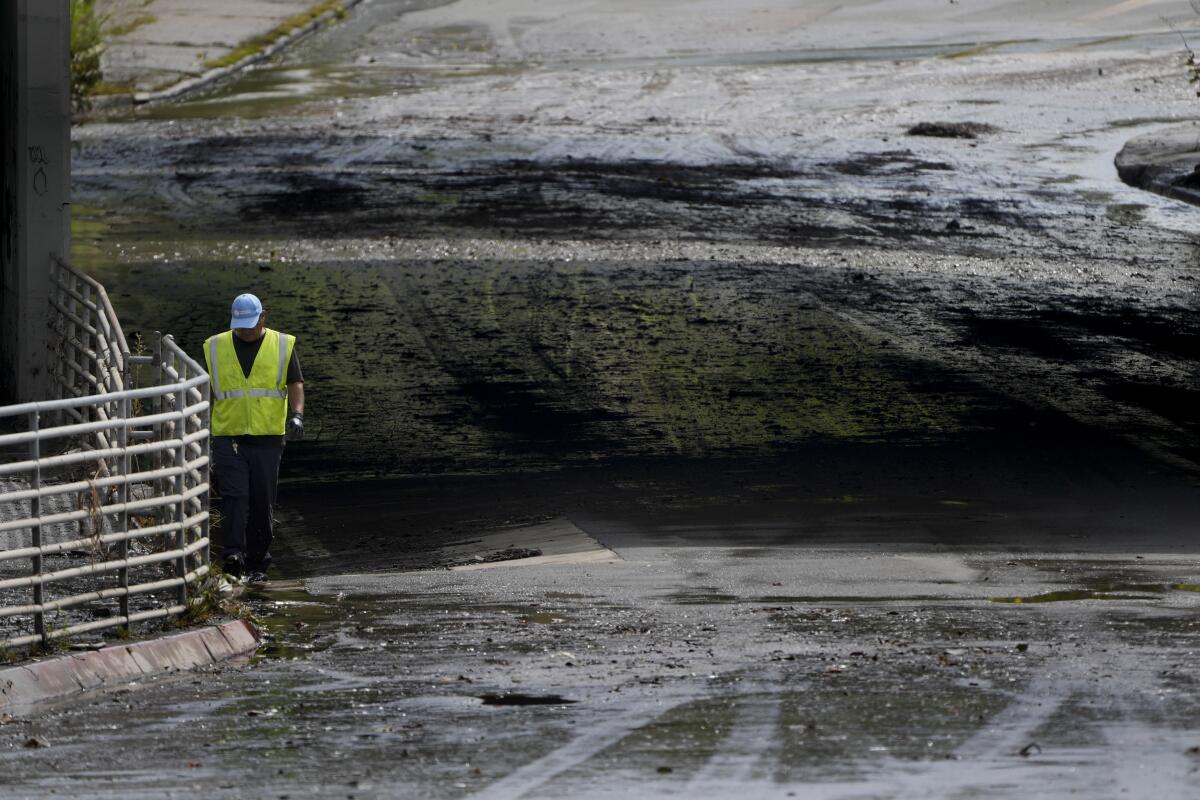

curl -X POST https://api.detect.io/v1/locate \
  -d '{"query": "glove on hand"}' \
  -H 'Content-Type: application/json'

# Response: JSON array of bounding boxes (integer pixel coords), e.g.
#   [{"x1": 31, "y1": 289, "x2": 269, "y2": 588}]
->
[{"x1": 286, "y1": 412, "x2": 304, "y2": 441}]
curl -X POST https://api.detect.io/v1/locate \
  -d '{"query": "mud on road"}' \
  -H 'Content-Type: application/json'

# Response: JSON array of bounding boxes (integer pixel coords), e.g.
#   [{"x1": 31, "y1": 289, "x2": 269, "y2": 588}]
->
[
  {"x1": 72, "y1": 30, "x2": 1200, "y2": 481},
  {"x1": 5, "y1": 544, "x2": 1200, "y2": 799},
  {"x1": 63, "y1": 0, "x2": 1200, "y2": 648}
]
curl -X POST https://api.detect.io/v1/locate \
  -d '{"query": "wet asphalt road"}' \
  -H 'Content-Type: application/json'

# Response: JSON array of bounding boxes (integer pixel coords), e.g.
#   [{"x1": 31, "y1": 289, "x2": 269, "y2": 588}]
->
[
  {"x1": 10, "y1": 0, "x2": 1200, "y2": 796},
  {"x1": 3, "y1": 453, "x2": 1200, "y2": 798}
]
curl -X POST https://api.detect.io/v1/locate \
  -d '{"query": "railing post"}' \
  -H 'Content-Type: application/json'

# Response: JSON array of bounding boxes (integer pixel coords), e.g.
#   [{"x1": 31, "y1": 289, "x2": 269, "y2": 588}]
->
[
  {"x1": 48, "y1": 259, "x2": 65, "y2": 422},
  {"x1": 64, "y1": 269, "x2": 78, "y2": 403},
  {"x1": 117, "y1": 395, "x2": 131, "y2": 630},
  {"x1": 174, "y1": 350, "x2": 188, "y2": 608},
  {"x1": 200, "y1": 368, "x2": 211, "y2": 572},
  {"x1": 79, "y1": 282, "x2": 94, "y2": 546},
  {"x1": 29, "y1": 410, "x2": 45, "y2": 647},
  {"x1": 152, "y1": 332, "x2": 165, "y2": 524},
  {"x1": 81, "y1": 282, "x2": 93, "y2": 419}
]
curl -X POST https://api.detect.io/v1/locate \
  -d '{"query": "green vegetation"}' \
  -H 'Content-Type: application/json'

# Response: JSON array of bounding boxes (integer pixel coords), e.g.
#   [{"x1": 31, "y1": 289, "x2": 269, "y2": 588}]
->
[
  {"x1": 106, "y1": 13, "x2": 156, "y2": 38},
  {"x1": 32, "y1": 624, "x2": 77, "y2": 656},
  {"x1": 203, "y1": 0, "x2": 347, "y2": 71},
  {"x1": 89, "y1": 80, "x2": 136, "y2": 96},
  {"x1": 69, "y1": 0, "x2": 104, "y2": 111},
  {"x1": 173, "y1": 569, "x2": 251, "y2": 628}
]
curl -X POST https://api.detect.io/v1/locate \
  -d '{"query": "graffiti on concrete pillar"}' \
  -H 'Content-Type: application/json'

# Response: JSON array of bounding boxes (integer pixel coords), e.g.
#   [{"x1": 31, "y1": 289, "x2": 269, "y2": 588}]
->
[{"x1": 28, "y1": 145, "x2": 49, "y2": 196}]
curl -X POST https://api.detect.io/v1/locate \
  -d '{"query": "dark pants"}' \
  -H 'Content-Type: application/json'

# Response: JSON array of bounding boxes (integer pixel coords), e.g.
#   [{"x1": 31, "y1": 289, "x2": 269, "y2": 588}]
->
[{"x1": 213, "y1": 437, "x2": 282, "y2": 572}]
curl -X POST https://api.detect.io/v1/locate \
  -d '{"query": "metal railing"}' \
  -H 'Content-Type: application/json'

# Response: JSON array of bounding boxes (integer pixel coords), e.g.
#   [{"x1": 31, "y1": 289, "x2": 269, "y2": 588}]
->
[{"x1": 0, "y1": 257, "x2": 211, "y2": 651}]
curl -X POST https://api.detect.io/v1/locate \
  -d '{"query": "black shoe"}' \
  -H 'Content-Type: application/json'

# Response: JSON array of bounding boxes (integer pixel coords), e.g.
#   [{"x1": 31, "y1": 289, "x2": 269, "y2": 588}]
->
[
  {"x1": 246, "y1": 570, "x2": 268, "y2": 584},
  {"x1": 223, "y1": 554, "x2": 245, "y2": 578}
]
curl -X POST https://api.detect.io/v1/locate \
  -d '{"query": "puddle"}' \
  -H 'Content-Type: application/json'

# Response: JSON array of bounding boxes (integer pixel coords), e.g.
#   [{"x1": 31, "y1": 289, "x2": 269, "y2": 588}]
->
[
  {"x1": 664, "y1": 591, "x2": 740, "y2": 605},
  {"x1": 1083, "y1": 580, "x2": 1166, "y2": 593},
  {"x1": 758, "y1": 595, "x2": 948, "y2": 604},
  {"x1": 992, "y1": 574, "x2": 1200, "y2": 604},
  {"x1": 255, "y1": 640, "x2": 327, "y2": 660},
  {"x1": 990, "y1": 587, "x2": 1164, "y2": 603},
  {"x1": 251, "y1": 585, "x2": 360, "y2": 663},
  {"x1": 478, "y1": 693, "x2": 577, "y2": 707},
  {"x1": 813, "y1": 495, "x2": 872, "y2": 505},
  {"x1": 519, "y1": 612, "x2": 570, "y2": 625}
]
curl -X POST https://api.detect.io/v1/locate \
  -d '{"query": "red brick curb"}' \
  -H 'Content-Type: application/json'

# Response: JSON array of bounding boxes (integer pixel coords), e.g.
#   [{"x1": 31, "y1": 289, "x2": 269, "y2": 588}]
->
[{"x1": 0, "y1": 619, "x2": 260, "y2": 710}]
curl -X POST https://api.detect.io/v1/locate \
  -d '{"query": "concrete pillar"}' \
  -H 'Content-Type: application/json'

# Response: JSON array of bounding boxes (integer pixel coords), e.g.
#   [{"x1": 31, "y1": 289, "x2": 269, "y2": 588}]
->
[{"x1": 1, "y1": 0, "x2": 71, "y2": 404}]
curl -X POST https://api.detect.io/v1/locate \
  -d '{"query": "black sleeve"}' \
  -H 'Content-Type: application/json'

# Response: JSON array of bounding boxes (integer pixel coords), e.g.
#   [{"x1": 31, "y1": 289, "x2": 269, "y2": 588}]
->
[{"x1": 286, "y1": 349, "x2": 303, "y2": 384}]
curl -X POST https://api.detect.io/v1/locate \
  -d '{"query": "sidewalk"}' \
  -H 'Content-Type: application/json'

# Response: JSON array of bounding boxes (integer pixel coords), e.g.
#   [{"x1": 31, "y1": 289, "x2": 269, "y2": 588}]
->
[{"x1": 92, "y1": 0, "x2": 361, "y2": 106}]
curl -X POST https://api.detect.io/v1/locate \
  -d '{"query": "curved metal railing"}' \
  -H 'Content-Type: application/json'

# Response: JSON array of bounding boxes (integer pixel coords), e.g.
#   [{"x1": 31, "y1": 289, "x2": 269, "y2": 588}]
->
[{"x1": 0, "y1": 258, "x2": 211, "y2": 651}]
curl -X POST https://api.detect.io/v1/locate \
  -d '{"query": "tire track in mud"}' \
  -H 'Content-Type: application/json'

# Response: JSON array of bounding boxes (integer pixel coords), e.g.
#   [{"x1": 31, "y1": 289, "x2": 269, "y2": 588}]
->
[
  {"x1": 458, "y1": 604, "x2": 1199, "y2": 799},
  {"x1": 879, "y1": 607, "x2": 1200, "y2": 799},
  {"x1": 379, "y1": 263, "x2": 630, "y2": 467},
  {"x1": 685, "y1": 681, "x2": 785, "y2": 793},
  {"x1": 466, "y1": 692, "x2": 701, "y2": 800}
]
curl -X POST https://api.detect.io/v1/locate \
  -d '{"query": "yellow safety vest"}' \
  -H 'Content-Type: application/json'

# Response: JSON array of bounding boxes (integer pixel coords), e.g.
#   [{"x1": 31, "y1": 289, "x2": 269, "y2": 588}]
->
[{"x1": 203, "y1": 328, "x2": 296, "y2": 437}]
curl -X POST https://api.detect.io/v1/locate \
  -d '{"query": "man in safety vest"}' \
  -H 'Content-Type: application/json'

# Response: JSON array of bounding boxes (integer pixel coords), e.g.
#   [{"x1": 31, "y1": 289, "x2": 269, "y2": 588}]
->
[{"x1": 203, "y1": 293, "x2": 305, "y2": 584}]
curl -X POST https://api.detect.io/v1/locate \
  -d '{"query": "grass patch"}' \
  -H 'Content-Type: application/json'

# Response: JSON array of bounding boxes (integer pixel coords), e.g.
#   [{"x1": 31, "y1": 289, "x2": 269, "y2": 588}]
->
[
  {"x1": 70, "y1": 0, "x2": 105, "y2": 111},
  {"x1": 106, "y1": 13, "x2": 156, "y2": 38},
  {"x1": 90, "y1": 80, "x2": 137, "y2": 96},
  {"x1": 203, "y1": 0, "x2": 347, "y2": 71},
  {"x1": 32, "y1": 624, "x2": 78, "y2": 656}
]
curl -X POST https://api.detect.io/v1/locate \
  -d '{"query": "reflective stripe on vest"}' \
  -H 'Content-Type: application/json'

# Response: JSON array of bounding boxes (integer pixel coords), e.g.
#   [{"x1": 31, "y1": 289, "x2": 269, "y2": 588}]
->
[
  {"x1": 212, "y1": 388, "x2": 288, "y2": 401},
  {"x1": 203, "y1": 328, "x2": 295, "y2": 436}
]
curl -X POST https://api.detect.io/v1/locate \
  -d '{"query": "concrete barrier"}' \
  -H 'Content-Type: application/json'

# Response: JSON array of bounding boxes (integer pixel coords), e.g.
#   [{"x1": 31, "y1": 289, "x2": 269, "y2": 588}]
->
[{"x1": 1114, "y1": 123, "x2": 1200, "y2": 207}]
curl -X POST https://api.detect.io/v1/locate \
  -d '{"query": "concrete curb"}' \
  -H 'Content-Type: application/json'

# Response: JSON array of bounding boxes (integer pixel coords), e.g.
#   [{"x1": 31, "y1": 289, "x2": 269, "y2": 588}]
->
[
  {"x1": 0, "y1": 619, "x2": 260, "y2": 711},
  {"x1": 108, "y1": 0, "x2": 365, "y2": 108}
]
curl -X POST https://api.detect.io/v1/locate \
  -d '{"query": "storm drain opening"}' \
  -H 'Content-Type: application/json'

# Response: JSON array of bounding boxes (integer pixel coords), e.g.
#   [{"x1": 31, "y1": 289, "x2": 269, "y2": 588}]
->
[{"x1": 478, "y1": 693, "x2": 578, "y2": 707}]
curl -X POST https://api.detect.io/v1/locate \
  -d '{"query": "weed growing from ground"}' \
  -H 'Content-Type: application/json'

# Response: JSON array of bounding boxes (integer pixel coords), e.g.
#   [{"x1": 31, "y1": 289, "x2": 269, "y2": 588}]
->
[
  {"x1": 172, "y1": 568, "x2": 253, "y2": 629},
  {"x1": 70, "y1": 0, "x2": 104, "y2": 111}
]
